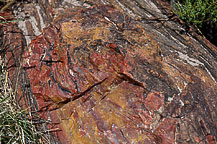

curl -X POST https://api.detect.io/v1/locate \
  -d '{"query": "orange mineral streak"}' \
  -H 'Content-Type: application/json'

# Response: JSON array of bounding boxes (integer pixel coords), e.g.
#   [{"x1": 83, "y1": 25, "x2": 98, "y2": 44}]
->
[{"x1": 56, "y1": 80, "x2": 157, "y2": 143}]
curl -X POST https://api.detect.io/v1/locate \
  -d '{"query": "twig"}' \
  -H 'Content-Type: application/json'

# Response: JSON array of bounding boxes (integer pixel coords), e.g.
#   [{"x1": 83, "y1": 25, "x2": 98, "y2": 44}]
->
[{"x1": 0, "y1": 0, "x2": 15, "y2": 12}]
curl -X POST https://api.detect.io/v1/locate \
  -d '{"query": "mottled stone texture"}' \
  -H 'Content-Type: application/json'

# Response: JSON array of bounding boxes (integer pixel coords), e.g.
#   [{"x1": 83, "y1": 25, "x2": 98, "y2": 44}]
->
[{"x1": 1, "y1": 0, "x2": 217, "y2": 144}]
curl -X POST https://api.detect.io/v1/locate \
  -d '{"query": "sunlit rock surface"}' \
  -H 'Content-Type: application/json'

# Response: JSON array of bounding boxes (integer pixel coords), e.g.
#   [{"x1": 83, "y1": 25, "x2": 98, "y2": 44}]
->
[
  {"x1": 22, "y1": 6, "x2": 176, "y2": 143},
  {"x1": 1, "y1": 0, "x2": 216, "y2": 143}
]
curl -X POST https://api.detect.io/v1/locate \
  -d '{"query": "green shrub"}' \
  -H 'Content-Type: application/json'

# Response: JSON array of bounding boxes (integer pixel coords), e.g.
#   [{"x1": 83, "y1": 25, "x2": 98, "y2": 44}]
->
[
  {"x1": 173, "y1": 0, "x2": 217, "y2": 28},
  {"x1": 172, "y1": 0, "x2": 217, "y2": 45}
]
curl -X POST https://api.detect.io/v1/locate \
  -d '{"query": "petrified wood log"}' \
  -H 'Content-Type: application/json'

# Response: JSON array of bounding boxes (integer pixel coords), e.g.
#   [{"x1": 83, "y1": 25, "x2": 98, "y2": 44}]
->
[{"x1": 1, "y1": 0, "x2": 216, "y2": 143}]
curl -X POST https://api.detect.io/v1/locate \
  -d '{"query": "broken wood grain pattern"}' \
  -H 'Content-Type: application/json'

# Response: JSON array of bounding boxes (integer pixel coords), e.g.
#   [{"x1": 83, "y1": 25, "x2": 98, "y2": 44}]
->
[{"x1": 1, "y1": 0, "x2": 216, "y2": 143}]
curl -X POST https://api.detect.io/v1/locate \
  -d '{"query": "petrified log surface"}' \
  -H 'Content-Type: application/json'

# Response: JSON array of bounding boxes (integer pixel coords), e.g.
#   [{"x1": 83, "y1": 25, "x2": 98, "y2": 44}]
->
[{"x1": 1, "y1": 0, "x2": 217, "y2": 143}]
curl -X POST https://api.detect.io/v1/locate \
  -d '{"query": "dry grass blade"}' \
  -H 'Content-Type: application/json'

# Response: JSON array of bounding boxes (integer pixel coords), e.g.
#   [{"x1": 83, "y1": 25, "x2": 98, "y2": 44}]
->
[
  {"x1": 0, "y1": 56, "x2": 49, "y2": 143},
  {"x1": 0, "y1": 0, "x2": 15, "y2": 12}
]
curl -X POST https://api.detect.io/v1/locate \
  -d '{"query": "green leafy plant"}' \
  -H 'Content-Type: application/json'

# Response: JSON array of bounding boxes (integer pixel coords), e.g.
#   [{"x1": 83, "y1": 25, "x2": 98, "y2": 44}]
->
[
  {"x1": 173, "y1": 0, "x2": 217, "y2": 27},
  {"x1": 172, "y1": 0, "x2": 217, "y2": 45}
]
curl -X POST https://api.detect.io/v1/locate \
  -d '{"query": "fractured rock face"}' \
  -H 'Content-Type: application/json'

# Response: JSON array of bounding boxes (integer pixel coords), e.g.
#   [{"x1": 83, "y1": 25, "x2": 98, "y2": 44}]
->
[
  {"x1": 1, "y1": 2, "x2": 214, "y2": 143},
  {"x1": 22, "y1": 5, "x2": 179, "y2": 143}
]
